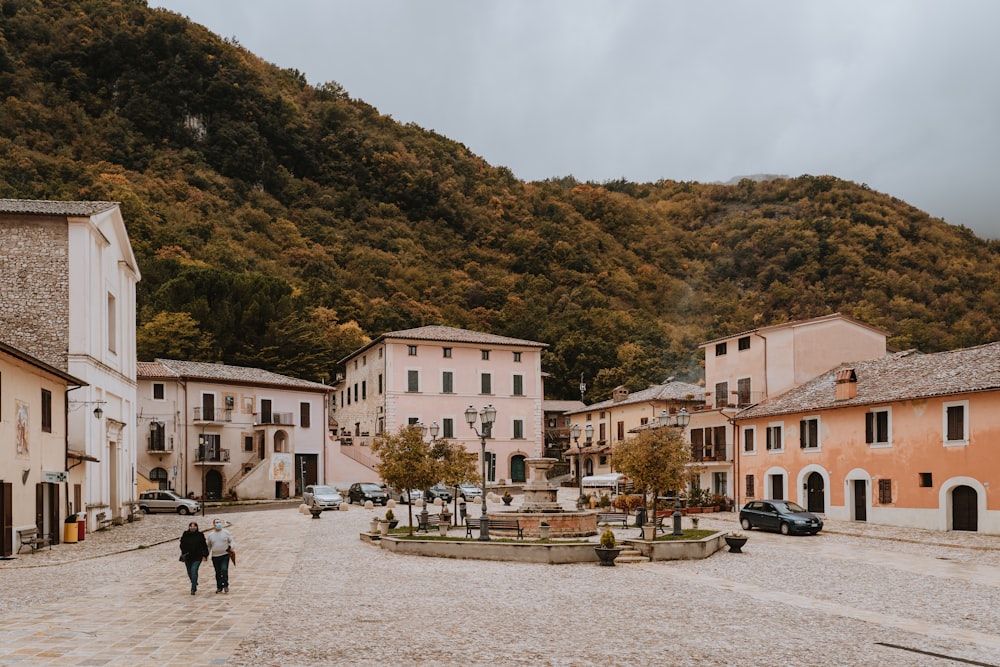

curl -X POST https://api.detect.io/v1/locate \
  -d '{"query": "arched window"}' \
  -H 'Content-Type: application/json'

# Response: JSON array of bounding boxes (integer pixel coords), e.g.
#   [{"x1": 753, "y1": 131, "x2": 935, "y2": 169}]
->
[{"x1": 150, "y1": 467, "x2": 169, "y2": 490}]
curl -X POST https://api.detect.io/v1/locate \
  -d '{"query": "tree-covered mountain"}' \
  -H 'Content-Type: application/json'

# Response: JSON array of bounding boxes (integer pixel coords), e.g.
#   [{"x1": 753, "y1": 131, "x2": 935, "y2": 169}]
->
[{"x1": 2, "y1": 0, "x2": 999, "y2": 401}]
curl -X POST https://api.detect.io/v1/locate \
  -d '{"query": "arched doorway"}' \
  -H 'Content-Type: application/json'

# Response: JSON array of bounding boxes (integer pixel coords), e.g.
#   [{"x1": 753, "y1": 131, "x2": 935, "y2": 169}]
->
[
  {"x1": 150, "y1": 467, "x2": 169, "y2": 490},
  {"x1": 584, "y1": 459, "x2": 594, "y2": 476},
  {"x1": 205, "y1": 470, "x2": 223, "y2": 500},
  {"x1": 510, "y1": 455, "x2": 526, "y2": 483},
  {"x1": 806, "y1": 472, "x2": 825, "y2": 513},
  {"x1": 952, "y1": 485, "x2": 978, "y2": 531}
]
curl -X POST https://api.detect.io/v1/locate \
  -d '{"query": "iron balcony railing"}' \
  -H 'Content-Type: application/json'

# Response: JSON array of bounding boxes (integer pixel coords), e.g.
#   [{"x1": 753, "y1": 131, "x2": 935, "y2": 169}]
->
[
  {"x1": 193, "y1": 407, "x2": 233, "y2": 423},
  {"x1": 195, "y1": 445, "x2": 230, "y2": 463}
]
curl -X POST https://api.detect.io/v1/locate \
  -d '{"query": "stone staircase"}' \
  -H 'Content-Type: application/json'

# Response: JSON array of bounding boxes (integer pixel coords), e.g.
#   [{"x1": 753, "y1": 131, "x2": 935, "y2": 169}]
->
[{"x1": 613, "y1": 545, "x2": 649, "y2": 564}]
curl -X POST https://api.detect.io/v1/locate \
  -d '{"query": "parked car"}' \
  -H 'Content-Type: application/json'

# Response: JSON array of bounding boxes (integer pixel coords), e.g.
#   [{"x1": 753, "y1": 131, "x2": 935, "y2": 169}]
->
[
  {"x1": 347, "y1": 482, "x2": 389, "y2": 505},
  {"x1": 739, "y1": 499, "x2": 823, "y2": 535},
  {"x1": 386, "y1": 487, "x2": 423, "y2": 504},
  {"x1": 457, "y1": 482, "x2": 482, "y2": 500},
  {"x1": 302, "y1": 485, "x2": 343, "y2": 511},
  {"x1": 138, "y1": 490, "x2": 200, "y2": 515},
  {"x1": 426, "y1": 484, "x2": 452, "y2": 503}
]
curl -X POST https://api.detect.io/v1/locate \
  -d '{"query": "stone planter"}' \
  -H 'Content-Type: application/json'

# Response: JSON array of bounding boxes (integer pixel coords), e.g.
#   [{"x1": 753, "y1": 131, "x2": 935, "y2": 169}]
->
[
  {"x1": 438, "y1": 522, "x2": 449, "y2": 536},
  {"x1": 379, "y1": 521, "x2": 389, "y2": 536},
  {"x1": 594, "y1": 547, "x2": 622, "y2": 566},
  {"x1": 539, "y1": 524, "x2": 551, "y2": 540},
  {"x1": 369, "y1": 518, "x2": 380, "y2": 534},
  {"x1": 642, "y1": 524, "x2": 656, "y2": 541},
  {"x1": 309, "y1": 506, "x2": 323, "y2": 519},
  {"x1": 725, "y1": 535, "x2": 748, "y2": 553},
  {"x1": 502, "y1": 496, "x2": 513, "y2": 506},
  {"x1": 388, "y1": 520, "x2": 399, "y2": 530}
]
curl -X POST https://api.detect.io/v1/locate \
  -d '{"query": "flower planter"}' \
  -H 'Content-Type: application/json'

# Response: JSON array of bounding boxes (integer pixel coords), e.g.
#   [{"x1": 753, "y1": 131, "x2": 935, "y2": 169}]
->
[
  {"x1": 539, "y1": 525, "x2": 551, "y2": 540},
  {"x1": 438, "y1": 522, "x2": 449, "y2": 536},
  {"x1": 594, "y1": 547, "x2": 622, "y2": 566},
  {"x1": 369, "y1": 518, "x2": 380, "y2": 534},
  {"x1": 309, "y1": 507, "x2": 323, "y2": 519},
  {"x1": 642, "y1": 524, "x2": 656, "y2": 541},
  {"x1": 725, "y1": 535, "x2": 748, "y2": 553},
  {"x1": 379, "y1": 521, "x2": 389, "y2": 536},
  {"x1": 388, "y1": 520, "x2": 399, "y2": 530}
]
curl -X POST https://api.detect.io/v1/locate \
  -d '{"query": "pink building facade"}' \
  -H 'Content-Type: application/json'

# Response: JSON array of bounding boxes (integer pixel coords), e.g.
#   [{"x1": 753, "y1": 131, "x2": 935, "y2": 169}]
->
[
  {"x1": 737, "y1": 343, "x2": 1000, "y2": 534},
  {"x1": 334, "y1": 326, "x2": 547, "y2": 485}
]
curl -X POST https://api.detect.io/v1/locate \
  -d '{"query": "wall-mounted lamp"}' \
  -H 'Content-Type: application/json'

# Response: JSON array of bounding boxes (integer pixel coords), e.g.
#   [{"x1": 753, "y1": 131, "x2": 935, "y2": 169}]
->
[
  {"x1": 70, "y1": 400, "x2": 107, "y2": 420},
  {"x1": 22, "y1": 468, "x2": 30, "y2": 484}
]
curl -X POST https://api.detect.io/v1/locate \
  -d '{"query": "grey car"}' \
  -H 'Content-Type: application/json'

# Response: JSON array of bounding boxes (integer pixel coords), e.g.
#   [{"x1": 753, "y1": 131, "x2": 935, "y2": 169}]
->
[
  {"x1": 138, "y1": 490, "x2": 200, "y2": 515},
  {"x1": 302, "y1": 485, "x2": 343, "y2": 511},
  {"x1": 386, "y1": 487, "x2": 423, "y2": 504}
]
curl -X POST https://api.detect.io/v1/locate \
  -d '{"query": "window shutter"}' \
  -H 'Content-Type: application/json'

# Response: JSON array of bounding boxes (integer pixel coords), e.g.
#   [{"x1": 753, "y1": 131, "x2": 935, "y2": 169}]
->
[
  {"x1": 865, "y1": 412, "x2": 874, "y2": 444},
  {"x1": 799, "y1": 420, "x2": 807, "y2": 448}
]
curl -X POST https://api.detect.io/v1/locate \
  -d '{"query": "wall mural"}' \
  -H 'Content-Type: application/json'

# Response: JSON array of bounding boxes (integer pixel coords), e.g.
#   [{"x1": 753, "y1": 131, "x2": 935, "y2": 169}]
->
[{"x1": 15, "y1": 400, "x2": 29, "y2": 459}]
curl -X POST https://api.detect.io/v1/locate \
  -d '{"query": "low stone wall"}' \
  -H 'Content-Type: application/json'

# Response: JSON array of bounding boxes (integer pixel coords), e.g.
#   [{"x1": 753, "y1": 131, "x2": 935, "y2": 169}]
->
[
  {"x1": 622, "y1": 531, "x2": 726, "y2": 561},
  {"x1": 380, "y1": 537, "x2": 601, "y2": 564}
]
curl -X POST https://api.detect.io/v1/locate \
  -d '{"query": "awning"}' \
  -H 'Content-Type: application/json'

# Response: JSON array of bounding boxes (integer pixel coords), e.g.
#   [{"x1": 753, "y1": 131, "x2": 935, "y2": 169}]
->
[
  {"x1": 67, "y1": 448, "x2": 99, "y2": 463},
  {"x1": 581, "y1": 473, "x2": 624, "y2": 488}
]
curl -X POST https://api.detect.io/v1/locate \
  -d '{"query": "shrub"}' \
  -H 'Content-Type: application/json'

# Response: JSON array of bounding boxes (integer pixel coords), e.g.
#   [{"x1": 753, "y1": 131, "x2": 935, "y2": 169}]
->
[
  {"x1": 612, "y1": 494, "x2": 644, "y2": 513},
  {"x1": 384, "y1": 509, "x2": 395, "y2": 521},
  {"x1": 600, "y1": 528, "x2": 616, "y2": 549}
]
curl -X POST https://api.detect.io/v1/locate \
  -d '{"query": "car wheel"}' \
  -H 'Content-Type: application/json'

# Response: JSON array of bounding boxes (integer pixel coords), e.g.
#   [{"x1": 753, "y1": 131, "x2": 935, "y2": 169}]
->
[
  {"x1": 140, "y1": 506, "x2": 149, "y2": 514},
  {"x1": 809, "y1": 529, "x2": 820, "y2": 535},
  {"x1": 780, "y1": 522, "x2": 790, "y2": 535},
  {"x1": 178, "y1": 506, "x2": 190, "y2": 515},
  {"x1": 740, "y1": 518, "x2": 752, "y2": 530}
]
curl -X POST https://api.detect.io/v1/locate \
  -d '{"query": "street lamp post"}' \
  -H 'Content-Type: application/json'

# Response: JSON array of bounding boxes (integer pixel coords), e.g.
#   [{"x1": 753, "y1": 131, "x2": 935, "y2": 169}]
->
[
  {"x1": 416, "y1": 421, "x2": 439, "y2": 530},
  {"x1": 657, "y1": 407, "x2": 690, "y2": 536},
  {"x1": 465, "y1": 404, "x2": 496, "y2": 541},
  {"x1": 571, "y1": 424, "x2": 583, "y2": 508}
]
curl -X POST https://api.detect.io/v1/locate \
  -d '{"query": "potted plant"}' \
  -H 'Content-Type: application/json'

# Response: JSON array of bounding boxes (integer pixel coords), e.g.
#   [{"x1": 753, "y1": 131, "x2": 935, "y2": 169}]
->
[
  {"x1": 690, "y1": 516, "x2": 699, "y2": 530},
  {"x1": 724, "y1": 531, "x2": 748, "y2": 553},
  {"x1": 502, "y1": 491, "x2": 513, "y2": 506},
  {"x1": 439, "y1": 507, "x2": 452, "y2": 536},
  {"x1": 539, "y1": 521, "x2": 551, "y2": 540},
  {"x1": 594, "y1": 528, "x2": 622, "y2": 566},
  {"x1": 642, "y1": 521, "x2": 656, "y2": 541},
  {"x1": 379, "y1": 517, "x2": 390, "y2": 536},
  {"x1": 385, "y1": 509, "x2": 398, "y2": 530},
  {"x1": 369, "y1": 517, "x2": 380, "y2": 534}
]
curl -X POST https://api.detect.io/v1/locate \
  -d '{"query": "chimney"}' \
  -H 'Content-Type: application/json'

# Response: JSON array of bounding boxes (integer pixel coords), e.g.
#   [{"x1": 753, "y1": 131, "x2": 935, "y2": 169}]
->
[
  {"x1": 835, "y1": 369, "x2": 857, "y2": 400},
  {"x1": 612, "y1": 386, "x2": 629, "y2": 403}
]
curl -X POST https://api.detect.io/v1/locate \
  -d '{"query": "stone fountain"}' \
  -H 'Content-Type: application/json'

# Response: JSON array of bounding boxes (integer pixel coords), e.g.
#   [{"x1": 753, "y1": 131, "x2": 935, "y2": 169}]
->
[{"x1": 490, "y1": 454, "x2": 597, "y2": 538}]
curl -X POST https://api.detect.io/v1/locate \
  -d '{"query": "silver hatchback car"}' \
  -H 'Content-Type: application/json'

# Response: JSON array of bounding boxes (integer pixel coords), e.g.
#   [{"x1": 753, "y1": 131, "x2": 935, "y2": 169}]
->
[
  {"x1": 138, "y1": 490, "x2": 200, "y2": 515},
  {"x1": 302, "y1": 485, "x2": 343, "y2": 511}
]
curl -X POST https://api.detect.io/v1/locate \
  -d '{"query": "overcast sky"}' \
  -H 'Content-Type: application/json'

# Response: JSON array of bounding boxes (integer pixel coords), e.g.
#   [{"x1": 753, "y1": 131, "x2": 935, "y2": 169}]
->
[{"x1": 149, "y1": 1, "x2": 1000, "y2": 239}]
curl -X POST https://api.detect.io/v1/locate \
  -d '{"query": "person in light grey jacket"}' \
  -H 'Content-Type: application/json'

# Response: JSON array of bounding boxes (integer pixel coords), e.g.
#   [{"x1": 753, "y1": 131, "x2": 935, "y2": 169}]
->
[{"x1": 205, "y1": 519, "x2": 235, "y2": 593}]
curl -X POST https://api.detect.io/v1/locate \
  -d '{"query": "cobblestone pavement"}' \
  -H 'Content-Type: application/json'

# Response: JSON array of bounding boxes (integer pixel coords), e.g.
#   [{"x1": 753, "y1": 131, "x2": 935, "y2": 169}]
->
[{"x1": 0, "y1": 493, "x2": 998, "y2": 666}]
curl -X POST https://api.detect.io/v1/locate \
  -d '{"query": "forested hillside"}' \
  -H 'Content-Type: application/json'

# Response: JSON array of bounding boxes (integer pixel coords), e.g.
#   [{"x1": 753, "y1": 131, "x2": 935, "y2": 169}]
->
[{"x1": 2, "y1": 0, "x2": 999, "y2": 400}]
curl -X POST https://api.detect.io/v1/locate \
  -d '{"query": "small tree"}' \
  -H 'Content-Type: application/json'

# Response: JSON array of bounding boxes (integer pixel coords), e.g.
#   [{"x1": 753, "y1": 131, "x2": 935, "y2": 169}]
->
[{"x1": 613, "y1": 427, "x2": 701, "y2": 526}]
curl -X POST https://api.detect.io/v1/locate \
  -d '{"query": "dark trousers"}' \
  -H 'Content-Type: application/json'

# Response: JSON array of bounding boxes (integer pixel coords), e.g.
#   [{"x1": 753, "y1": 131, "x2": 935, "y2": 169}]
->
[
  {"x1": 211, "y1": 553, "x2": 230, "y2": 590},
  {"x1": 185, "y1": 558, "x2": 202, "y2": 590}
]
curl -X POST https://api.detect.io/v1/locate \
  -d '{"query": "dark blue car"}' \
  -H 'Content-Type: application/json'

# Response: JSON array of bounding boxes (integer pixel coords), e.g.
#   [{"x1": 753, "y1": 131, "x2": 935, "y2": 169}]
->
[{"x1": 740, "y1": 499, "x2": 823, "y2": 535}]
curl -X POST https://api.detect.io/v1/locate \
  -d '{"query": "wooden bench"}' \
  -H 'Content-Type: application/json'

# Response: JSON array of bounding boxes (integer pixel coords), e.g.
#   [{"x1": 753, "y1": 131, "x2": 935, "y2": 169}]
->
[
  {"x1": 465, "y1": 517, "x2": 523, "y2": 539},
  {"x1": 95, "y1": 511, "x2": 113, "y2": 531},
  {"x1": 596, "y1": 512, "x2": 630, "y2": 527},
  {"x1": 416, "y1": 514, "x2": 442, "y2": 532},
  {"x1": 17, "y1": 528, "x2": 52, "y2": 554}
]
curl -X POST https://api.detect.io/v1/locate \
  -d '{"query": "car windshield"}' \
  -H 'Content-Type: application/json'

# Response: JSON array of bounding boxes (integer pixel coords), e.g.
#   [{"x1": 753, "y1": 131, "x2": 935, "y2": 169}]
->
[
  {"x1": 312, "y1": 486, "x2": 336, "y2": 495},
  {"x1": 777, "y1": 501, "x2": 807, "y2": 513},
  {"x1": 360, "y1": 484, "x2": 382, "y2": 491}
]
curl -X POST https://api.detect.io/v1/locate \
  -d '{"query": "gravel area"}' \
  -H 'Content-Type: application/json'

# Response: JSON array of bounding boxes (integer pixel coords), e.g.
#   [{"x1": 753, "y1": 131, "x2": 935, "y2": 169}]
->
[{"x1": 2, "y1": 493, "x2": 998, "y2": 666}]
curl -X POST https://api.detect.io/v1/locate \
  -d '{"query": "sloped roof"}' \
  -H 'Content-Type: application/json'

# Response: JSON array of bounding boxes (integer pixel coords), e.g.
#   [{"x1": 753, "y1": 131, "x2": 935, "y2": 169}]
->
[
  {"x1": 138, "y1": 359, "x2": 331, "y2": 392},
  {"x1": 566, "y1": 381, "x2": 705, "y2": 414},
  {"x1": 339, "y1": 325, "x2": 547, "y2": 364},
  {"x1": 0, "y1": 199, "x2": 119, "y2": 216},
  {"x1": 699, "y1": 313, "x2": 890, "y2": 347},
  {"x1": 739, "y1": 341, "x2": 1000, "y2": 419},
  {"x1": 544, "y1": 400, "x2": 586, "y2": 414}
]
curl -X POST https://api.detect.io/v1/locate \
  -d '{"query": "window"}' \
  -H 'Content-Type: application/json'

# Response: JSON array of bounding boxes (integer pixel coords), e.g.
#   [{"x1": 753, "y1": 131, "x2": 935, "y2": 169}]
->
[
  {"x1": 362, "y1": 355, "x2": 366, "y2": 366},
  {"x1": 353, "y1": 384, "x2": 358, "y2": 402},
  {"x1": 443, "y1": 418, "x2": 455, "y2": 438},
  {"x1": 378, "y1": 374, "x2": 383, "y2": 394},
  {"x1": 377, "y1": 417, "x2": 384, "y2": 434},
  {"x1": 512, "y1": 374, "x2": 523, "y2": 396},
  {"x1": 766, "y1": 424, "x2": 783, "y2": 451},
  {"x1": 107, "y1": 293, "x2": 116, "y2": 353},
  {"x1": 408, "y1": 345, "x2": 417, "y2": 356},
  {"x1": 865, "y1": 408, "x2": 891, "y2": 447},
  {"x1": 599, "y1": 423, "x2": 606, "y2": 442},
  {"x1": 407, "y1": 417, "x2": 419, "y2": 426},
  {"x1": 919, "y1": 472, "x2": 933, "y2": 488},
  {"x1": 244, "y1": 435, "x2": 254, "y2": 452},
  {"x1": 513, "y1": 351, "x2": 521, "y2": 362},
  {"x1": 442, "y1": 371, "x2": 454, "y2": 393},
  {"x1": 153, "y1": 383, "x2": 165, "y2": 400},
  {"x1": 150, "y1": 467, "x2": 169, "y2": 490},
  {"x1": 878, "y1": 479, "x2": 892, "y2": 505},
  {"x1": 300, "y1": 402, "x2": 311, "y2": 428},
  {"x1": 481, "y1": 350, "x2": 490, "y2": 360},
  {"x1": 743, "y1": 426, "x2": 755, "y2": 453},
  {"x1": 485, "y1": 451, "x2": 496, "y2": 482},
  {"x1": 738, "y1": 336, "x2": 750, "y2": 351},
  {"x1": 745, "y1": 474, "x2": 755, "y2": 498},
  {"x1": 361, "y1": 381, "x2": 366, "y2": 400},
  {"x1": 443, "y1": 347, "x2": 452, "y2": 358},
  {"x1": 691, "y1": 426, "x2": 727, "y2": 459},
  {"x1": 617, "y1": 421, "x2": 624, "y2": 440},
  {"x1": 513, "y1": 419, "x2": 524, "y2": 439},
  {"x1": 198, "y1": 433, "x2": 221, "y2": 461},
  {"x1": 715, "y1": 342, "x2": 727, "y2": 356},
  {"x1": 149, "y1": 421, "x2": 166, "y2": 450},
  {"x1": 481, "y1": 373, "x2": 492, "y2": 395},
  {"x1": 715, "y1": 382, "x2": 729, "y2": 408},
  {"x1": 407, "y1": 370, "x2": 419, "y2": 392},
  {"x1": 737, "y1": 378, "x2": 751, "y2": 406},
  {"x1": 943, "y1": 401, "x2": 968, "y2": 445},
  {"x1": 41, "y1": 389, "x2": 52, "y2": 433},
  {"x1": 799, "y1": 417, "x2": 819, "y2": 449}
]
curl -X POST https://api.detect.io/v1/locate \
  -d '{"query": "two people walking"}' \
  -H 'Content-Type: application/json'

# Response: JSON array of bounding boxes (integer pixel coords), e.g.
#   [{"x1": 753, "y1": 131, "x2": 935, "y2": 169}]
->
[{"x1": 179, "y1": 519, "x2": 235, "y2": 595}]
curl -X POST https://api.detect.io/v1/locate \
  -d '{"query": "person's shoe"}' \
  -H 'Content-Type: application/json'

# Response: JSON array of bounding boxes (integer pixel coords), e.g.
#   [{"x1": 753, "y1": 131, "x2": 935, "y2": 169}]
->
[
  {"x1": 216, "y1": 589, "x2": 222, "y2": 594},
  {"x1": 191, "y1": 589, "x2": 196, "y2": 595},
  {"x1": 223, "y1": 586, "x2": 229, "y2": 593}
]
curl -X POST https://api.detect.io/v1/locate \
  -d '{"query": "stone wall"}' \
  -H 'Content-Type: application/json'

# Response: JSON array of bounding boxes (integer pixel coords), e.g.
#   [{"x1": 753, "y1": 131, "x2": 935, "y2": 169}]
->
[{"x1": 0, "y1": 215, "x2": 70, "y2": 369}]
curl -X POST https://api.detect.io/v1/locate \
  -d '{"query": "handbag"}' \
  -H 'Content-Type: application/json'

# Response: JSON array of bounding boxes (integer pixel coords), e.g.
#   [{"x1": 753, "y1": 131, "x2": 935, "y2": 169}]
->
[{"x1": 227, "y1": 547, "x2": 236, "y2": 565}]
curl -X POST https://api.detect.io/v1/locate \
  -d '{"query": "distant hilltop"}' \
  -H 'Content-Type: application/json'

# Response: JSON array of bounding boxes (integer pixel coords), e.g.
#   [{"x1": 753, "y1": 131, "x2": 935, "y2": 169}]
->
[{"x1": 719, "y1": 174, "x2": 790, "y2": 184}]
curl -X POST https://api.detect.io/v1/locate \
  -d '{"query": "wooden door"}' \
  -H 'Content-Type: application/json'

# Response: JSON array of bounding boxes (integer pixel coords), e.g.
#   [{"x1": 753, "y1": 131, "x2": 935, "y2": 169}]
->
[
  {"x1": 510, "y1": 456, "x2": 526, "y2": 483},
  {"x1": 770, "y1": 474, "x2": 784, "y2": 500},
  {"x1": 952, "y1": 485, "x2": 978, "y2": 531},
  {"x1": 0, "y1": 482, "x2": 12, "y2": 557},
  {"x1": 806, "y1": 472, "x2": 825, "y2": 513},
  {"x1": 853, "y1": 479, "x2": 867, "y2": 521}
]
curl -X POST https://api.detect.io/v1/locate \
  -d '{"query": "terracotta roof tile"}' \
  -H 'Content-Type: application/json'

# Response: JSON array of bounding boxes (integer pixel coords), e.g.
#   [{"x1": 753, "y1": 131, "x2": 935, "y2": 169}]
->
[
  {"x1": 567, "y1": 381, "x2": 704, "y2": 414},
  {"x1": 0, "y1": 199, "x2": 118, "y2": 216},
  {"x1": 138, "y1": 359, "x2": 331, "y2": 392}
]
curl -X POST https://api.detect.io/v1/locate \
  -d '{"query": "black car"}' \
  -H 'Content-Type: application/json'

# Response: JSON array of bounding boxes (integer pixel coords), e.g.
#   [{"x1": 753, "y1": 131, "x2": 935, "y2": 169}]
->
[
  {"x1": 739, "y1": 499, "x2": 823, "y2": 535},
  {"x1": 426, "y1": 484, "x2": 452, "y2": 503},
  {"x1": 347, "y1": 482, "x2": 389, "y2": 506}
]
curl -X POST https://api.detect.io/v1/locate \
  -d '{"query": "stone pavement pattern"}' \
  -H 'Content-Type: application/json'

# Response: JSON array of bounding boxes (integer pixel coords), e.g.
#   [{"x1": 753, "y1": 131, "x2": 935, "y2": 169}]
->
[{"x1": 0, "y1": 493, "x2": 998, "y2": 666}]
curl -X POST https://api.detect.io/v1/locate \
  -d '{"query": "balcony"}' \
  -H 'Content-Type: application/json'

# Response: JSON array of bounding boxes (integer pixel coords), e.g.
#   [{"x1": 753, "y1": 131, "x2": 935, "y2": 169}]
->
[
  {"x1": 690, "y1": 447, "x2": 728, "y2": 463},
  {"x1": 193, "y1": 407, "x2": 233, "y2": 423},
  {"x1": 147, "y1": 442, "x2": 174, "y2": 455},
  {"x1": 257, "y1": 412, "x2": 295, "y2": 426},
  {"x1": 194, "y1": 445, "x2": 230, "y2": 465}
]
